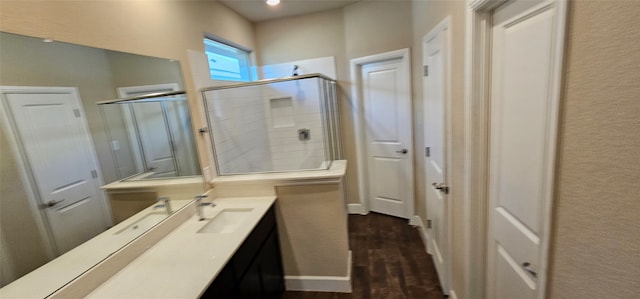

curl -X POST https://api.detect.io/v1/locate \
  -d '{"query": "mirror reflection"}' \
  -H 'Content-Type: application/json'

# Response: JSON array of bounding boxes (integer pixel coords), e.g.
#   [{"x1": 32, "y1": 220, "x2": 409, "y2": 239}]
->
[
  {"x1": 0, "y1": 31, "x2": 203, "y2": 287},
  {"x1": 99, "y1": 92, "x2": 200, "y2": 180}
]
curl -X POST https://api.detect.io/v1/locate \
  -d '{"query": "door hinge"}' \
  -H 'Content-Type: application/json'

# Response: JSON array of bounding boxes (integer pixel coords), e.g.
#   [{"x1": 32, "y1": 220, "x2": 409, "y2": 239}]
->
[
  {"x1": 73, "y1": 109, "x2": 81, "y2": 118},
  {"x1": 91, "y1": 170, "x2": 98, "y2": 179},
  {"x1": 425, "y1": 147, "x2": 431, "y2": 157},
  {"x1": 427, "y1": 219, "x2": 432, "y2": 229},
  {"x1": 423, "y1": 65, "x2": 429, "y2": 77}
]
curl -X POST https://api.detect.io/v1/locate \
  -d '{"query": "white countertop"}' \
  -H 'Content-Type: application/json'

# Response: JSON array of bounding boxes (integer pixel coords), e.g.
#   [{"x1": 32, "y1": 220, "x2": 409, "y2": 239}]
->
[
  {"x1": 211, "y1": 160, "x2": 347, "y2": 184},
  {"x1": 86, "y1": 196, "x2": 277, "y2": 299},
  {"x1": 0, "y1": 199, "x2": 191, "y2": 299}
]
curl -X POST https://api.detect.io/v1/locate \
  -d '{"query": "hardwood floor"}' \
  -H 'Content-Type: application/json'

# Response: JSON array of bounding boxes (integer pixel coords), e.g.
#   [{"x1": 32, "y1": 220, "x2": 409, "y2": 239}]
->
[{"x1": 281, "y1": 213, "x2": 446, "y2": 299}]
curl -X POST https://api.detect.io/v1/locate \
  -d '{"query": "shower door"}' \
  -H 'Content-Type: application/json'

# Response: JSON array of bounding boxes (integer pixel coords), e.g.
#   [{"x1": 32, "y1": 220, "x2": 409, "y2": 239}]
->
[{"x1": 130, "y1": 102, "x2": 177, "y2": 178}]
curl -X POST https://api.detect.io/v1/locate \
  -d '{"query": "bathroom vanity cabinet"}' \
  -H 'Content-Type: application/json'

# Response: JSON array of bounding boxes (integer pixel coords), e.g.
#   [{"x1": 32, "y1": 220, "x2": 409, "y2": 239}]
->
[{"x1": 201, "y1": 205, "x2": 284, "y2": 299}]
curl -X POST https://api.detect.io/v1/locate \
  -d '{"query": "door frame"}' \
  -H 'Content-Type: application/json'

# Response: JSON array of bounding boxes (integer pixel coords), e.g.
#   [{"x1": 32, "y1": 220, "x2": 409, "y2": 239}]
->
[
  {"x1": 463, "y1": 0, "x2": 567, "y2": 298},
  {"x1": 423, "y1": 16, "x2": 453, "y2": 295},
  {"x1": 0, "y1": 86, "x2": 111, "y2": 256},
  {"x1": 349, "y1": 48, "x2": 415, "y2": 219}
]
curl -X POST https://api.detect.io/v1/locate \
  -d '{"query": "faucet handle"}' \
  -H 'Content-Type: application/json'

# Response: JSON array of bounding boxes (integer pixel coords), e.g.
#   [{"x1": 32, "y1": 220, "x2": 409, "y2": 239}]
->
[{"x1": 156, "y1": 197, "x2": 170, "y2": 203}]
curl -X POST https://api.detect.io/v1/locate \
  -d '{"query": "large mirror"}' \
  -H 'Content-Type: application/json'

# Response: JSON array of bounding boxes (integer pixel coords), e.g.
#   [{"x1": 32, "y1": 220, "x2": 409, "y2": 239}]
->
[{"x1": 0, "y1": 31, "x2": 203, "y2": 289}]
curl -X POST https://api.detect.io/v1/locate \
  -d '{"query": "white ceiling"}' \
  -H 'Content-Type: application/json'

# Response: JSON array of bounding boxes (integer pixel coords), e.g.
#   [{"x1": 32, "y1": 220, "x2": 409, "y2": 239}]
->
[{"x1": 219, "y1": 0, "x2": 360, "y2": 22}]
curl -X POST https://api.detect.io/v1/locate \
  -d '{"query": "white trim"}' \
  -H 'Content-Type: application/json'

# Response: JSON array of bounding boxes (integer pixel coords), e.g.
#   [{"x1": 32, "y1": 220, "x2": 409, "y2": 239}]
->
[
  {"x1": 409, "y1": 215, "x2": 422, "y2": 227},
  {"x1": 412, "y1": 215, "x2": 431, "y2": 255},
  {"x1": 284, "y1": 251, "x2": 352, "y2": 293},
  {"x1": 450, "y1": 289, "x2": 460, "y2": 299},
  {"x1": 349, "y1": 48, "x2": 414, "y2": 219},
  {"x1": 0, "y1": 86, "x2": 113, "y2": 257},
  {"x1": 463, "y1": 3, "x2": 492, "y2": 298},
  {"x1": 462, "y1": 1, "x2": 567, "y2": 298},
  {"x1": 347, "y1": 203, "x2": 368, "y2": 215},
  {"x1": 422, "y1": 16, "x2": 453, "y2": 295},
  {"x1": 116, "y1": 83, "x2": 180, "y2": 98}
]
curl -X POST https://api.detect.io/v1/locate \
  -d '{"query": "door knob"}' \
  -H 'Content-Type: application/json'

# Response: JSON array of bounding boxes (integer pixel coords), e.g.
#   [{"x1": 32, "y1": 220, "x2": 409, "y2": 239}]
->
[
  {"x1": 521, "y1": 262, "x2": 537, "y2": 278},
  {"x1": 396, "y1": 148, "x2": 408, "y2": 154},
  {"x1": 44, "y1": 199, "x2": 65, "y2": 208},
  {"x1": 432, "y1": 183, "x2": 449, "y2": 194}
]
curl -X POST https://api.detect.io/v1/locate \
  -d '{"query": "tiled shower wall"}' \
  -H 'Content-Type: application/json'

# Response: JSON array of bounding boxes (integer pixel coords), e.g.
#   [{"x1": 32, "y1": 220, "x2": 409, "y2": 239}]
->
[
  {"x1": 206, "y1": 85, "x2": 273, "y2": 174},
  {"x1": 263, "y1": 80, "x2": 325, "y2": 171},
  {"x1": 205, "y1": 78, "x2": 327, "y2": 175}
]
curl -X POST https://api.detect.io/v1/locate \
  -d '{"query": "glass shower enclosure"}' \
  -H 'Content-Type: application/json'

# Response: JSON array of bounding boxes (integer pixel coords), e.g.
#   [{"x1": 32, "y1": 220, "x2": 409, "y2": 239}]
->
[
  {"x1": 203, "y1": 74, "x2": 341, "y2": 176},
  {"x1": 99, "y1": 91, "x2": 201, "y2": 180}
]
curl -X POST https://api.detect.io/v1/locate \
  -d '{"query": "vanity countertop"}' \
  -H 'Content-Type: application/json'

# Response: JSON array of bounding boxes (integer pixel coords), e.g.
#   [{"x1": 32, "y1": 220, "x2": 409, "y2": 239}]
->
[
  {"x1": 0, "y1": 199, "x2": 191, "y2": 299},
  {"x1": 86, "y1": 196, "x2": 277, "y2": 299}
]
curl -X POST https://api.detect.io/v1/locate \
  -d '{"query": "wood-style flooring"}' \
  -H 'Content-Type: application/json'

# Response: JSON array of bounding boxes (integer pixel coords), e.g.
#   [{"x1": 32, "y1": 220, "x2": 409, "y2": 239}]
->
[{"x1": 282, "y1": 213, "x2": 446, "y2": 299}]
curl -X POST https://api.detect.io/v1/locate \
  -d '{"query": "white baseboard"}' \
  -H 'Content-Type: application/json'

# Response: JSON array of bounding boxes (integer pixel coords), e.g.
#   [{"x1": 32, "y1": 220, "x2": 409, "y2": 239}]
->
[
  {"x1": 409, "y1": 215, "x2": 421, "y2": 226},
  {"x1": 285, "y1": 251, "x2": 352, "y2": 293},
  {"x1": 347, "y1": 203, "x2": 368, "y2": 215},
  {"x1": 412, "y1": 215, "x2": 431, "y2": 254},
  {"x1": 450, "y1": 289, "x2": 459, "y2": 299}
]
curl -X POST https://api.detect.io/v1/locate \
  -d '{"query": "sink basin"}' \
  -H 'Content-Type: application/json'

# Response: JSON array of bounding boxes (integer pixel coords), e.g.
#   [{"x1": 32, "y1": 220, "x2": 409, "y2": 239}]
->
[
  {"x1": 115, "y1": 212, "x2": 167, "y2": 236},
  {"x1": 198, "y1": 208, "x2": 253, "y2": 234}
]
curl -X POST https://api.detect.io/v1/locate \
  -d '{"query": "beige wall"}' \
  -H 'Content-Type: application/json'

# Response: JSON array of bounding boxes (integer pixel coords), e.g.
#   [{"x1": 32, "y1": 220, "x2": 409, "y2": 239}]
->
[
  {"x1": 343, "y1": 0, "x2": 413, "y2": 60},
  {"x1": 548, "y1": 1, "x2": 640, "y2": 297},
  {"x1": 276, "y1": 183, "x2": 350, "y2": 277}
]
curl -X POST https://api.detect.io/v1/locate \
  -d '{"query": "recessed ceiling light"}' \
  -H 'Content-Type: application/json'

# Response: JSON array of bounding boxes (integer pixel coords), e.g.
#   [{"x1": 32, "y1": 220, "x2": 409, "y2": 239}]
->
[
  {"x1": 266, "y1": 0, "x2": 280, "y2": 6},
  {"x1": 42, "y1": 38, "x2": 53, "y2": 43}
]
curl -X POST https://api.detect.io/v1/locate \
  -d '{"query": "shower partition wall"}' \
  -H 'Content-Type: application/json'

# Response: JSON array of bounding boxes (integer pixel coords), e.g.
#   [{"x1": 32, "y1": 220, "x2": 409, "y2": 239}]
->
[{"x1": 203, "y1": 74, "x2": 341, "y2": 176}]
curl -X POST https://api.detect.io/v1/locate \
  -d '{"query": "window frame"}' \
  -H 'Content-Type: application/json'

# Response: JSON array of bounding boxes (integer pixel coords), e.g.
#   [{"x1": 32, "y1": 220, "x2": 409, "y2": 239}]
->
[{"x1": 203, "y1": 34, "x2": 253, "y2": 82}]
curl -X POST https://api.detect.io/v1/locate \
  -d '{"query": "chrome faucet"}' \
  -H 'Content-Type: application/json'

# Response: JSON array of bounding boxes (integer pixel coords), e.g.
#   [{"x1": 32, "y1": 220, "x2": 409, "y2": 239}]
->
[
  {"x1": 155, "y1": 197, "x2": 173, "y2": 215},
  {"x1": 195, "y1": 194, "x2": 215, "y2": 221}
]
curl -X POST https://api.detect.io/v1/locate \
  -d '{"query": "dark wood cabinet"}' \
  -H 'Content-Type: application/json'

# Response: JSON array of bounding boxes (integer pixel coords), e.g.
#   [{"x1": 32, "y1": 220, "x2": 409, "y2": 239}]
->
[{"x1": 200, "y1": 205, "x2": 284, "y2": 299}]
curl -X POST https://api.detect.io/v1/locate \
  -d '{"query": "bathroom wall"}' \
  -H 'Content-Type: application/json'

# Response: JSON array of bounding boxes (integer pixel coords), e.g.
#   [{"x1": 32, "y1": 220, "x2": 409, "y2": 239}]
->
[{"x1": 547, "y1": 1, "x2": 640, "y2": 297}]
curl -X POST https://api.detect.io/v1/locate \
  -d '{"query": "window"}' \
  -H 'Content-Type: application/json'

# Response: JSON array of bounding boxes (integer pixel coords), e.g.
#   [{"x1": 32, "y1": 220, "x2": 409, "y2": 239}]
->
[{"x1": 204, "y1": 37, "x2": 252, "y2": 82}]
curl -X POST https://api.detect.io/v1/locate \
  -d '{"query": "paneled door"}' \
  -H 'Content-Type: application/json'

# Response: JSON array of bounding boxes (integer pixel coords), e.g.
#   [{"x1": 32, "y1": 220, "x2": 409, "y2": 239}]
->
[
  {"x1": 360, "y1": 54, "x2": 413, "y2": 219},
  {"x1": 1, "y1": 87, "x2": 112, "y2": 254},
  {"x1": 423, "y1": 18, "x2": 451, "y2": 294},
  {"x1": 487, "y1": 0, "x2": 565, "y2": 297}
]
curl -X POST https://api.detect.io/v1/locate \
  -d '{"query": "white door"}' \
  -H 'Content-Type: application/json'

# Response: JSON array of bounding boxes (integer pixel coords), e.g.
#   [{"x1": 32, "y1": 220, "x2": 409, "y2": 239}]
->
[
  {"x1": 360, "y1": 55, "x2": 413, "y2": 219},
  {"x1": 2, "y1": 87, "x2": 112, "y2": 254},
  {"x1": 423, "y1": 19, "x2": 451, "y2": 293},
  {"x1": 487, "y1": 0, "x2": 564, "y2": 298},
  {"x1": 132, "y1": 102, "x2": 177, "y2": 177}
]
